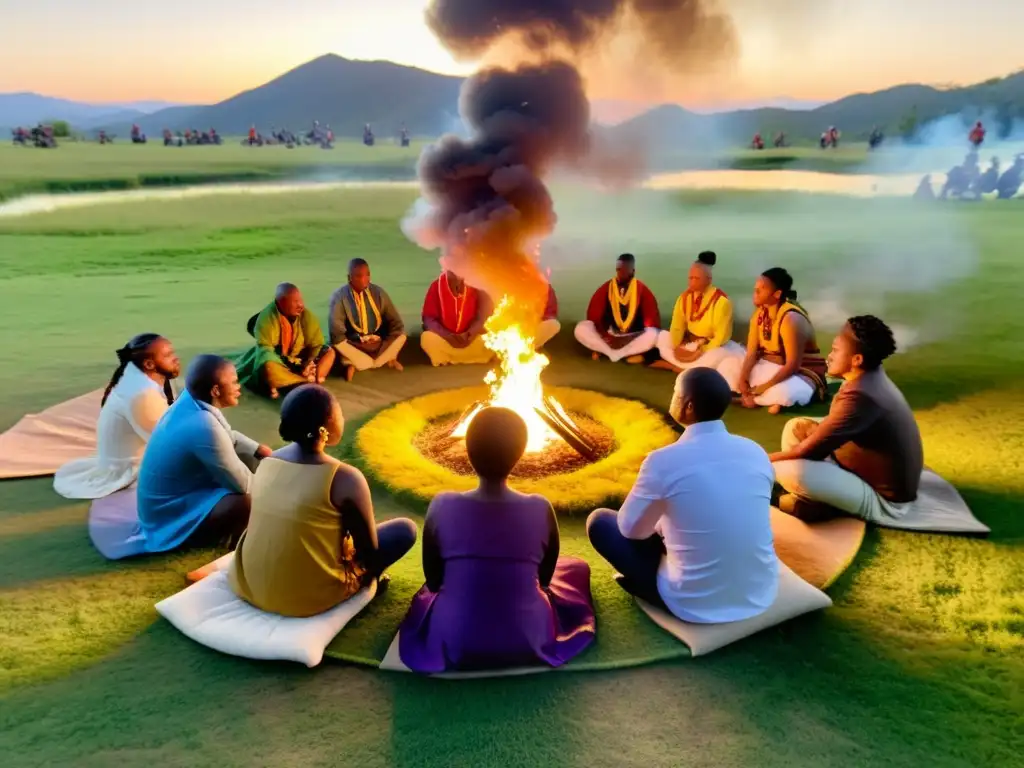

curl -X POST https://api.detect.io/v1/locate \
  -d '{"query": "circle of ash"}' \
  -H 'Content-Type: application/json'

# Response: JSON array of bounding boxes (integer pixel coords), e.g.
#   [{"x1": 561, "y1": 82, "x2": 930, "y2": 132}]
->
[{"x1": 355, "y1": 385, "x2": 677, "y2": 515}]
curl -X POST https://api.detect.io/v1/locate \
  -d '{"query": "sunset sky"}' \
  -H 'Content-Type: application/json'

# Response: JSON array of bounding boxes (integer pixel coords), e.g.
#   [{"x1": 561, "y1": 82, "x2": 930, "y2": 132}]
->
[{"x1": 2, "y1": 0, "x2": 1021, "y2": 108}]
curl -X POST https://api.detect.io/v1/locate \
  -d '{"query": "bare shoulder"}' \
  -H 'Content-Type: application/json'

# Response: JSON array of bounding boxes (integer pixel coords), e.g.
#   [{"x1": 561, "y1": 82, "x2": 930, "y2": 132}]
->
[
  {"x1": 781, "y1": 310, "x2": 812, "y2": 335},
  {"x1": 329, "y1": 460, "x2": 369, "y2": 493}
]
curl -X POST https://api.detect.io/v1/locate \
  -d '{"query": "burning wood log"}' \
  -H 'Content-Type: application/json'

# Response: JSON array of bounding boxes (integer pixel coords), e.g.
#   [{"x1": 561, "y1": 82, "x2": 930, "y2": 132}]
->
[{"x1": 535, "y1": 398, "x2": 599, "y2": 462}]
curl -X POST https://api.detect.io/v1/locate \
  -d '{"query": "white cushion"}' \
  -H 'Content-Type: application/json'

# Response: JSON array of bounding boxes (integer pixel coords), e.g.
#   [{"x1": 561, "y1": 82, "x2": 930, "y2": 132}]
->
[
  {"x1": 155, "y1": 555, "x2": 377, "y2": 668},
  {"x1": 636, "y1": 563, "x2": 832, "y2": 657}
]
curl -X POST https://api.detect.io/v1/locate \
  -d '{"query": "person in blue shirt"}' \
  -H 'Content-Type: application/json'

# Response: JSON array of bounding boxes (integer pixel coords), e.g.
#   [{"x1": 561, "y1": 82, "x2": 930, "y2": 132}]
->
[{"x1": 137, "y1": 354, "x2": 270, "y2": 553}]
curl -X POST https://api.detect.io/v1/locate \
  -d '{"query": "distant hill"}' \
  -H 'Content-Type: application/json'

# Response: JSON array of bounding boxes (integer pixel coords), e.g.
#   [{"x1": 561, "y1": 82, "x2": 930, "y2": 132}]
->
[
  {"x1": 616, "y1": 70, "x2": 1024, "y2": 146},
  {"x1": 107, "y1": 54, "x2": 463, "y2": 139},
  {"x1": 0, "y1": 93, "x2": 188, "y2": 131},
  {"x1": 10, "y1": 56, "x2": 1023, "y2": 146}
]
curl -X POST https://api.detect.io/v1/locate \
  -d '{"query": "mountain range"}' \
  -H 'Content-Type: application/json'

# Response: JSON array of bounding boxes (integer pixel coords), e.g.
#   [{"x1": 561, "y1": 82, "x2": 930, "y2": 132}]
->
[
  {"x1": 4, "y1": 54, "x2": 1022, "y2": 143},
  {"x1": 0, "y1": 94, "x2": 184, "y2": 131}
]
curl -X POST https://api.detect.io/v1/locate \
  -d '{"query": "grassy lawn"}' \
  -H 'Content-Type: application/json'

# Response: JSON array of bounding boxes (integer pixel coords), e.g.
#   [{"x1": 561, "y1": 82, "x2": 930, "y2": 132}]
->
[
  {"x1": 0, "y1": 186, "x2": 1021, "y2": 767},
  {"x1": 0, "y1": 141, "x2": 891, "y2": 201}
]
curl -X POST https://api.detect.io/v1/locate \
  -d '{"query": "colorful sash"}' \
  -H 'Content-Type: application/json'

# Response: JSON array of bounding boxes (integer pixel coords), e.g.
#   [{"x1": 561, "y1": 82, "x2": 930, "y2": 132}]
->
[
  {"x1": 755, "y1": 300, "x2": 828, "y2": 401},
  {"x1": 350, "y1": 287, "x2": 382, "y2": 336},
  {"x1": 608, "y1": 279, "x2": 639, "y2": 333},
  {"x1": 439, "y1": 276, "x2": 470, "y2": 334}
]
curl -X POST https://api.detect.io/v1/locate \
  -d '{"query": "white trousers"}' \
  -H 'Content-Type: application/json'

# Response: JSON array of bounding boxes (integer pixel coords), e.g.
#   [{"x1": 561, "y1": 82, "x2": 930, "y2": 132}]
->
[
  {"x1": 334, "y1": 334, "x2": 407, "y2": 371},
  {"x1": 718, "y1": 356, "x2": 814, "y2": 407},
  {"x1": 574, "y1": 321, "x2": 659, "y2": 362},
  {"x1": 773, "y1": 418, "x2": 908, "y2": 523},
  {"x1": 656, "y1": 332, "x2": 744, "y2": 372}
]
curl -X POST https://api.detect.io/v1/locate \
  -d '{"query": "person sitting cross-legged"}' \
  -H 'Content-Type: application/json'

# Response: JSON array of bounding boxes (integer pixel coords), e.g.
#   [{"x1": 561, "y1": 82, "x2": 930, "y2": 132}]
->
[
  {"x1": 587, "y1": 368, "x2": 779, "y2": 623},
  {"x1": 653, "y1": 251, "x2": 742, "y2": 373},
  {"x1": 229, "y1": 384, "x2": 418, "y2": 617},
  {"x1": 54, "y1": 333, "x2": 180, "y2": 500},
  {"x1": 236, "y1": 282, "x2": 336, "y2": 399},
  {"x1": 420, "y1": 270, "x2": 495, "y2": 366},
  {"x1": 770, "y1": 316, "x2": 924, "y2": 524},
  {"x1": 574, "y1": 253, "x2": 660, "y2": 364},
  {"x1": 137, "y1": 355, "x2": 271, "y2": 554},
  {"x1": 718, "y1": 267, "x2": 828, "y2": 414},
  {"x1": 397, "y1": 407, "x2": 595, "y2": 673},
  {"x1": 328, "y1": 258, "x2": 407, "y2": 382}
]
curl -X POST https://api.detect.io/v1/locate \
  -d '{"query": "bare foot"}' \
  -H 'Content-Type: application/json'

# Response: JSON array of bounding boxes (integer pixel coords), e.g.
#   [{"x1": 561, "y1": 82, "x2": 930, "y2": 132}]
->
[
  {"x1": 649, "y1": 359, "x2": 681, "y2": 372},
  {"x1": 387, "y1": 359, "x2": 404, "y2": 372},
  {"x1": 591, "y1": 352, "x2": 601, "y2": 361},
  {"x1": 625, "y1": 355, "x2": 645, "y2": 365},
  {"x1": 740, "y1": 394, "x2": 759, "y2": 409},
  {"x1": 269, "y1": 387, "x2": 279, "y2": 400},
  {"x1": 768, "y1": 404, "x2": 782, "y2": 415},
  {"x1": 344, "y1": 365, "x2": 355, "y2": 382}
]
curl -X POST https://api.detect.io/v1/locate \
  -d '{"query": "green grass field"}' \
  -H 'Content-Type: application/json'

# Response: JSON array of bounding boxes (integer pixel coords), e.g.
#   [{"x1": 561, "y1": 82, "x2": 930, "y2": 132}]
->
[
  {"x1": 0, "y1": 184, "x2": 1022, "y2": 767},
  {"x1": 0, "y1": 141, "x2": 885, "y2": 201}
]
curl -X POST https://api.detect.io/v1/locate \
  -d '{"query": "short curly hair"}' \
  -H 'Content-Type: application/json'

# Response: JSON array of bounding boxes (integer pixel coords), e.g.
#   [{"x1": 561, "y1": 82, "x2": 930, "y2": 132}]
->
[{"x1": 847, "y1": 315, "x2": 897, "y2": 369}]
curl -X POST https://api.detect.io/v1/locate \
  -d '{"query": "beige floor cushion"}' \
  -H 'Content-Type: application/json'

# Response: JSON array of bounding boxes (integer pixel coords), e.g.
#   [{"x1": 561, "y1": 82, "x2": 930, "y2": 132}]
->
[
  {"x1": 636, "y1": 563, "x2": 832, "y2": 657},
  {"x1": 878, "y1": 470, "x2": 990, "y2": 535},
  {"x1": 0, "y1": 390, "x2": 102, "y2": 479},
  {"x1": 771, "y1": 508, "x2": 867, "y2": 589}
]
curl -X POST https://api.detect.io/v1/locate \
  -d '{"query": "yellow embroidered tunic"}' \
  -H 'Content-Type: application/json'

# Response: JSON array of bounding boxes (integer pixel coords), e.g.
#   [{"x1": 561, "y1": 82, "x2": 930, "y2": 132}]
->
[{"x1": 669, "y1": 286, "x2": 733, "y2": 351}]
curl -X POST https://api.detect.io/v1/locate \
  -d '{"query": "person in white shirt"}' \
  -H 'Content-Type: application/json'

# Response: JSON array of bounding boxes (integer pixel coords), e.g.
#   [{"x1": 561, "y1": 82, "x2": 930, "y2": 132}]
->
[
  {"x1": 586, "y1": 368, "x2": 779, "y2": 623},
  {"x1": 54, "y1": 333, "x2": 180, "y2": 499}
]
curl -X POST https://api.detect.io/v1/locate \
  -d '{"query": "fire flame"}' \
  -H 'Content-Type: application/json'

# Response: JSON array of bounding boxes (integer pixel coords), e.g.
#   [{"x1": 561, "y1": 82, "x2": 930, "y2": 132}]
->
[{"x1": 450, "y1": 294, "x2": 559, "y2": 453}]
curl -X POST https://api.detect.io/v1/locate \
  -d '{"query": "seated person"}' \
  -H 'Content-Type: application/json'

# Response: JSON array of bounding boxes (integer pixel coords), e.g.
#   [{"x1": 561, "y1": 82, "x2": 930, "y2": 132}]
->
[
  {"x1": 654, "y1": 251, "x2": 742, "y2": 372},
  {"x1": 718, "y1": 268, "x2": 828, "y2": 414},
  {"x1": 574, "y1": 253, "x2": 660, "y2": 364},
  {"x1": 398, "y1": 407, "x2": 595, "y2": 673},
  {"x1": 229, "y1": 384, "x2": 418, "y2": 617},
  {"x1": 138, "y1": 355, "x2": 271, "y2": 554},
  {"x1": 54, "y1": 333, "x2": 180, "y2": 499},
  {"x1": 770, "y1": 316, "x2": 924, "y2": 524},
  {"x1": 420, "y1": 270, "x2": 495, "y2": 366},
  {"x1": 534, "y1": 282, "x2": 561, "y2": 350},
  {"x1": 236, "y1": 283, "x2": 335, "y2": 399},
  {"x1": 328, "y1": 258, "x2": 407, "y2": 381},
  {"x1": 588, "y1": 368, "x2": 778, "y2": 623}
]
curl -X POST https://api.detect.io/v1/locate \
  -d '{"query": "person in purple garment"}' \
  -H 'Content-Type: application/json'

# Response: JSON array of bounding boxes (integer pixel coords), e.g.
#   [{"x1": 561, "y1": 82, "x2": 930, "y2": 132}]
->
[{"x1": 398, "y1": 407, "x2": 596, "y2": 673}]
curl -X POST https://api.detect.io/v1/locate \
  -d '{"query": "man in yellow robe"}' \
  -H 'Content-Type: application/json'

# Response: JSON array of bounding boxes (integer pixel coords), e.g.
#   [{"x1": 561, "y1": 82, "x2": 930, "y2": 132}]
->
[
  {"x1": 236, "y1": 283, "x2": 335, "y2": 399},
  {"x1": 654, "y1": 251, "x2": 742, "y2": 372}
]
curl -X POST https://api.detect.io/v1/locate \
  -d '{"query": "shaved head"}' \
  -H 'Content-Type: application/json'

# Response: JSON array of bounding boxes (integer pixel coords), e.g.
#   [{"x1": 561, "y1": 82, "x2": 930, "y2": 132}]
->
[
  {"x1": 274, "y1": 282, "x2": 305, "y2": 319},
  {"x1": 275, "y1": 282, "x2": 298, "y2": 300},
  {"x1": 678, "y1": 368, "x2": 732, "y2": 425}
]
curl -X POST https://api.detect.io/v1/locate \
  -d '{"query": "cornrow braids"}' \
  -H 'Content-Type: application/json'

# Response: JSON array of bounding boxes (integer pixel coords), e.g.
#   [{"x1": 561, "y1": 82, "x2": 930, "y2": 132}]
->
[{"x1": 101, "y1": 333, "x2": 165, "y2": 406}]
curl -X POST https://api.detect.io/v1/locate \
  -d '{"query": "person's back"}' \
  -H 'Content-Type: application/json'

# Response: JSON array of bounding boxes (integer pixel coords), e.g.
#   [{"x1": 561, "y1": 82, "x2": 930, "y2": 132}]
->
[
  {"x1": 230, "y1": 458, "x2": 365, "y2": 617},
  {"x1": 422, "y1": 491, "x2": 556, "y2": 666},
  {"x1": 832, "y1": 368, "x2": 923, "y2": 503},
  {"x1": 646, "y1": 423, "x2": 778, "y2": 623}
]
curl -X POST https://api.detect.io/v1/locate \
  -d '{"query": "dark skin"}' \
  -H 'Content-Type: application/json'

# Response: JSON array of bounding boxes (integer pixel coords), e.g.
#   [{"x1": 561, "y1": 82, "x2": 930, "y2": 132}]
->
[
  {"x1": 767, "y1": 323, "x2": 863, "y2": 463},
  {"x1": 423, "y1": 271, "x2": 490, "y2": 349},
  {"x1": 204, "y1": 364, "x2": 272, "y2": 459},
  {"x1": 737, "y1": 276, "x2": 812, "y2": 409},
  {"x1": 346, "y1": 261, "x2": 403, "y2": 371},
  {"x1": 422, "y1": 412, "x2": 559, "y2": 593},
  {"x1": 139, "y1": 338, "x2": 182, "y2": 386},
  {"x1": 271, "y1": 400, "x2": 384, "y2": 581},
  {"x1": 603, "y1": 259, "x2": 643, "y2": 350},
  {"x1": 273, "y1": 286, "x2": 336, "y2": 385}
]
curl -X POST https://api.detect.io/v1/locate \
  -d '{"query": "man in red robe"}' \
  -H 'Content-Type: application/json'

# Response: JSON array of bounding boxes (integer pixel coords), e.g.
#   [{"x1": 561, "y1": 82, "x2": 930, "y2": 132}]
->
[
  {"x1": 969, "y1": 121, "x2": 985, "y2": 147},
  {"x1": 420, "y1": 270, "x2": 495, "y2": 366},
  {"x1": 574, "y1": 253, "x2": 661, "y2": 364}
]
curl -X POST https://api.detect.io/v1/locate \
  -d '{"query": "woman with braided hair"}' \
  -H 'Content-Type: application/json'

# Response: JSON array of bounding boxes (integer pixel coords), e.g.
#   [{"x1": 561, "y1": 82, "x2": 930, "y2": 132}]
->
[{"x1": 54, "y1": 333, "x2": 180, "y2": 499}]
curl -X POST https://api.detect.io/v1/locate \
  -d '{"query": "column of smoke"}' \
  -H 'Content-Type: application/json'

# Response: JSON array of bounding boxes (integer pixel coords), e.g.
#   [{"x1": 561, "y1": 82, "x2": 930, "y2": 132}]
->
[{"x1": 400, "y1": 0, "x2": 752, "y2": 336}]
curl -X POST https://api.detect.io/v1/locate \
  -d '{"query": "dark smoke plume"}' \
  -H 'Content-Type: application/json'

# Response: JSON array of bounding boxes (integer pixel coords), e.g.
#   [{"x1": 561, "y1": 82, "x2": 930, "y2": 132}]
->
[{"x1": 403, "y1": 0, "x2": 747, "y2": 335}]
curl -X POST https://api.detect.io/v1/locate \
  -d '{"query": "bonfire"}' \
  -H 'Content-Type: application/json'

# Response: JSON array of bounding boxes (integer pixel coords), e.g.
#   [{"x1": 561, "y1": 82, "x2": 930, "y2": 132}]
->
[{"x1": 450, "y1": 295, "x2": 597, "y2": 461}]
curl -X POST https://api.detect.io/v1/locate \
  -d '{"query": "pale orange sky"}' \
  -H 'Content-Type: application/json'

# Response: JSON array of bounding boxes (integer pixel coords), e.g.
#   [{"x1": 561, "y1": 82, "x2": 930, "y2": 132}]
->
[{"x1": 1, "y1": 1, "x2": 1021, "y2": 107}]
